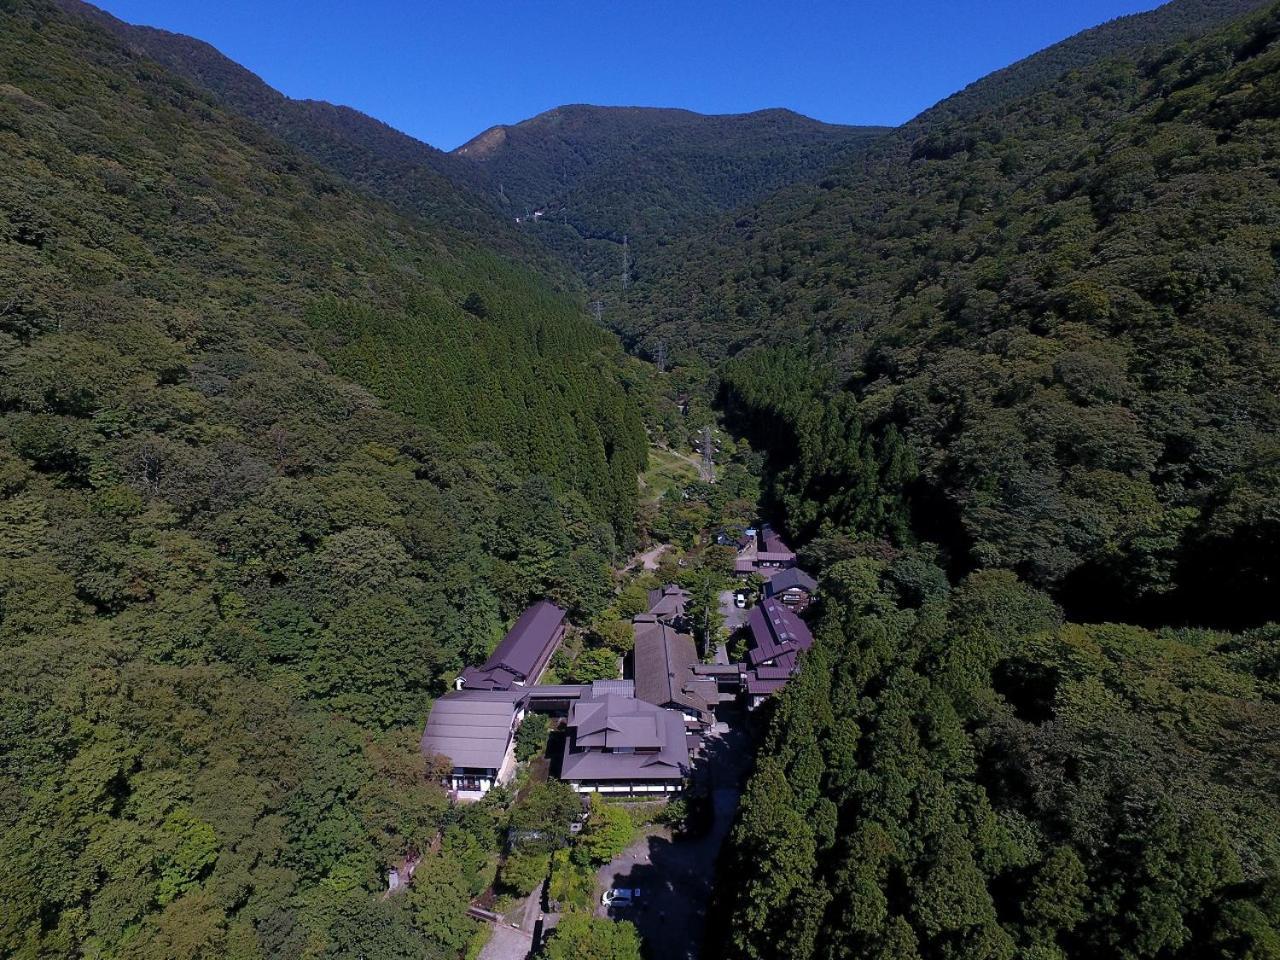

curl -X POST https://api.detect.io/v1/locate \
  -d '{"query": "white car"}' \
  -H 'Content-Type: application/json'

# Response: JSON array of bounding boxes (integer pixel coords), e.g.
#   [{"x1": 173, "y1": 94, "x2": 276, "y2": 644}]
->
[
  {"x1": 734, "y1": 592, "x2": 749, "y2": 609},
  {"x1": 601, "y1": 887, "x2": 639, "y2": 907}
]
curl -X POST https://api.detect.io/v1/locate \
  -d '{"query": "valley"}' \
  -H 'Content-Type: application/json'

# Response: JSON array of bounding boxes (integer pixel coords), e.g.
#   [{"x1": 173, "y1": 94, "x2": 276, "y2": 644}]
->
[{"x1": 2, "y1": 0, "x2": 1279, "y2": 959}]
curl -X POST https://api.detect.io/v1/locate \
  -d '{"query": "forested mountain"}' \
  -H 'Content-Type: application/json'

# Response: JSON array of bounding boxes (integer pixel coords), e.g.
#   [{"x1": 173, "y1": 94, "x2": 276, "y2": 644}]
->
[
  {"x1": 4, "y1": 0, "x2": 1278, "y2": 957},
  {"x1": 50, "y1": 0, "x2": 564, "y2": 272},
  {"x1": 453, "y1": 105, "x2": 888, "y2": 288},
  {"x1": 48, "y1": 3, "x2": 894, "y2": 297},
  {"x1": 622, "y1": 0, "x2": 1280, "y2": 626},
  {"x1": 0, "y1": 1, "x2": 645, "y2": 956}
]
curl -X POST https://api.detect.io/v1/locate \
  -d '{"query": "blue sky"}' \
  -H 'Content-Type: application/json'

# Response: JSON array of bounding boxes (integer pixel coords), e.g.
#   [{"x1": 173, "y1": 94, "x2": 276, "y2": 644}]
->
[{"x1": 92, "y1": 0, "x2": 1164, "y2": 150}]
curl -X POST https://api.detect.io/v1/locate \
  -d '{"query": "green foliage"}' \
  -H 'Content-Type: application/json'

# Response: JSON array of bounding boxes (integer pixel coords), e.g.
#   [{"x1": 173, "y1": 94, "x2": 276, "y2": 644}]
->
[
  {"x1": 560, "y1": 646, "x2": 621, "y2": 684},
  {"x1": 710, "y1": 555, "x2": 1280, "y2": 960},
  {"x1": 547, "y1": 847, "x2": 597, "y2": 911},
  {"x1": 508, "y1": 779, "x2": 583, "y2": 854},
  {"x1": 408, "y1": 838, "x2": 484, "y2": 957},
  {"x1": 0, "y1": 3, "x2": 649, "y2": 957},
  {"x1": 543, "y1": 912, "x2": 643, "y2": 960},
  {"x1": 453, "y1": 105, "x2": 888, "y2": 290},
  {"x1": 684, "y1": 565, "x2": 727, "y2": 649},
  {"x1": 591, "y1": 616, "x2": 636, "y2": 654},
  {"x1": 514, "y1": 712, "x2": 551, "y2": 762},
  {"x1": 575, "y1": 795, "x2": 636, "y2": 865},
  {"x1": 497, "y1": 849, "x2": 549, "y2": 897}
]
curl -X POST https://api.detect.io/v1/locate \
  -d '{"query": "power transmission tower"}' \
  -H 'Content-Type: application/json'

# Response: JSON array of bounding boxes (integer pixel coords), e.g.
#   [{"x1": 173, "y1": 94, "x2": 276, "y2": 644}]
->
[
  {"x1": 700, "y1": 425, "x2": 715, "y2": 484},
  {"x1": 655, "y1": 340, "x2": 667, "y2": 373},
  {"x1": 590, "y1": 301, "x2": 604, "y2": 324},
  {"x1": 621, "y1": 234, "x2": 630, "y2": 291}
]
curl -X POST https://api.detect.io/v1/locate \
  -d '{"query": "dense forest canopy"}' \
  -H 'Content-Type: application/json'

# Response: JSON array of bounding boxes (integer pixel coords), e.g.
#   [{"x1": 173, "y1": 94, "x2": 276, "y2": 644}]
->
[
  {"x1": 670, "y1": 5, "x2": 1280, "y2": 958},
  {"x1": 0, "y1": 1, "x2": 647, "y2": 956},
  {"x1": 923, "y1": 0, "x2": 1272, "y2": 124},
  {"x1": 710, "y1": 555, "x2": 1280, "y2": 960},
  {"x1": 623, "y1": 1, "x2": 1280, "y2": 627}
]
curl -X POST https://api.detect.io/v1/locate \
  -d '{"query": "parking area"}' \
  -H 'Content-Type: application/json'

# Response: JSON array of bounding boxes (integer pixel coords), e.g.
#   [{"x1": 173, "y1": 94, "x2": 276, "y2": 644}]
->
[
  {"x1": 718, "y1": 588, "x2": 748, "y2": 635},
  {"x1": 594, "y1": 722, "x2": 751, "y2": 959}
]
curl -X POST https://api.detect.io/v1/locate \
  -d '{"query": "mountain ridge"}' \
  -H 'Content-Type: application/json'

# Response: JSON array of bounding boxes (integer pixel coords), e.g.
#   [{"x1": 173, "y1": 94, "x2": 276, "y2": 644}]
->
[
  {"x1": 48, "y1": 0, "x2": 569, "y2": 275},
  {"x1": 450, "y1": 102, "x2": 889, "y2": 287},
  {"x1": 454, "y1": 104, "x2": 861, "y2": 157}
]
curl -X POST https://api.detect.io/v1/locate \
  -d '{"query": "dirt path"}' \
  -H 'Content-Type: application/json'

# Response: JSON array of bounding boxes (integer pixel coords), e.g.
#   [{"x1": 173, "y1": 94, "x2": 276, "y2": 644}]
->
[
  {"x1": 476, "y1": 924, "x2": 532, "y2": 960},
  {"x1": 621, "y1": 542, "x2": 669, "y2": 576},
  {"x1": 477, "y1": 879, "x2": 544, "y2": 960}
]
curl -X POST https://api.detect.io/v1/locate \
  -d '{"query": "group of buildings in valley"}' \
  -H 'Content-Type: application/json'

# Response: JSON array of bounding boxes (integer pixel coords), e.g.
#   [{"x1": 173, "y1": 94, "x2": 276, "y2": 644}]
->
[{"x1": 420, "y1": 526, "x2": 819, "y2": 801}]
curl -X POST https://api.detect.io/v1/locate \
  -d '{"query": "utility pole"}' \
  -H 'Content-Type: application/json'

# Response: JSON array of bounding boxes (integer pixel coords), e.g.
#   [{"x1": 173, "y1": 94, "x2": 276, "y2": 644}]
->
[
  {"x1": 701, "y1": 425, "x2": 715, "y2": 484},
  {"x1": 621, "y1": 234, "x2": 630, "y2": 291},
  {"x1": 655, "y1": 340, "x2": 667, "y2": 373},
  {"x1": 590, "y1": 301, "x2": 604, "y2": 324}
]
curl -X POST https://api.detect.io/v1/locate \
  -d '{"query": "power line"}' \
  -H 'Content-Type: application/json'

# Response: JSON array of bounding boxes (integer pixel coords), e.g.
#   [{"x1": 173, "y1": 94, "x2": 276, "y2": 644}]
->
[{"x1": 700, "y1": 425, "x2": 715, "y2": 484}]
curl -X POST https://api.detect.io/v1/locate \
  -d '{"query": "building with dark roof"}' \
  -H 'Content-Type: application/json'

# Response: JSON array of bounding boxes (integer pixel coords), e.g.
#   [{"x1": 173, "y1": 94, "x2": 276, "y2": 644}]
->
[
  {"x1": 742, "y1": 598, "x2": 815, "y2": 708},
  {"x1": 631, "y1": 615, "x2": 716, "y2": 728},
  {"x1": 759, "y1": 524, "x2": 794, "y2": 556},
  {"x1": 458, "y1": 600, "x2": 566, "y2": 691},
  {"x1": 645, "y1": 584, "x2": 690, "y2": 623},
  {"x1": 560, "y1": 693, "x2": 690, "y2": 795},
  {"x1": 422, "y1": 680, "x2": 639, "y2": 800},
  {"x1": 764, "y1": 567, "x2": 819, "y2": 611},
  {"x1": 733, "y1": 523, "x2": 798, "y2": 577},
  {"x1": 421, "y1": 690, "x2": 524, "y2": 800}
]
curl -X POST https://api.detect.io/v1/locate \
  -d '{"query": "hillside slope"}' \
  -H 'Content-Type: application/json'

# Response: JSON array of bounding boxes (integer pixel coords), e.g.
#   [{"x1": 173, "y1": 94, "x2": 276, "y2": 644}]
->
[
  {"x1": 0, "y1": 2, "x2": 645, "y2": 956},
  {"x1": 622, "y1": 0, "x2": 1280, "y2": 626},
  {"x1": 51, "y1": 0, "x2": 573, "y2": 276},
  {"x1": 454, "y1": 104, "x2": 889, "y2": 288},
  {"x1": 701, "y1": 14, "x2": 1280, "y2": 957},
  {"x1": 927, "y1": 0, "x2": 1272, "y2": 123}
]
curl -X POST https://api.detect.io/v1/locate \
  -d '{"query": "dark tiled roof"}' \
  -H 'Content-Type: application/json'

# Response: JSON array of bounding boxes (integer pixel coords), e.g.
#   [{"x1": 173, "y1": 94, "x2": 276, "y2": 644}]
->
[
  {"x1": 760, "y1": 524, "x2": 795, "y2": 556},
  {"x1": 463, "y1": 600, "x2": 566, "y2": 689},
  {"x1": 589, "y1": 679, "x2": 636, "y2": 698},
  {"x1": 632, "y1": 616, "x2": 713, "y2": 720},
  {"x1": 746, "y1": 598, "x2": 813, "y2": 669},
  {"x1": 756, "y1": 551, "x2": 797, "y2": 563},
  {"x1": 765, "y1": 567, "x2": 818, "y2": 596},
  {"x1": 645, "y1": 584, "x2": 690, "y2": 621},
  {"x1": 752, "y1": 665, "x2": 794, "y2": 680},
  {"x1": 561, "y1": 694, "x2": 689, "y2": 782},
  {"x1": 458, "y1": 665, "x2": 522, "y2": 690},
  {"x1": 744, "y1": 674, "x2": 790, "y2": 696}
]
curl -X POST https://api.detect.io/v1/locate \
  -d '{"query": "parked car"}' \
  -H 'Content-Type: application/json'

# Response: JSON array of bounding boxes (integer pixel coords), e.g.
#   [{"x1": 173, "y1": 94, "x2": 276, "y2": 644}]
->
[
  {"x1": 734, "y1": 590, "x2": 750, "y2": 609},
  {"x1": 601, "y1": 887, "x2": 640, "y2": 907}
]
